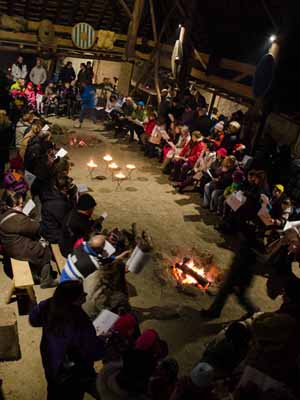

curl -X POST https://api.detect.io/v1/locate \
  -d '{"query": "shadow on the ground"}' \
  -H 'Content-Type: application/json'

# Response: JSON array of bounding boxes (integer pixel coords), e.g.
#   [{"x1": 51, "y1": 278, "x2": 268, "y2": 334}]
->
[{"x1": 133, "y1": 304, "x2": 234, "y2": 352}]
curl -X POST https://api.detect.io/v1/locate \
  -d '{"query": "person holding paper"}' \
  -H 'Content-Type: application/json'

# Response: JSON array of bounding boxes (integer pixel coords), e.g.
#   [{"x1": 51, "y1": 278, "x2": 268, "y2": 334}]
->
[
  {"x1": 60, "y1": 235, "x2": 129, "y2": 283},
  {"x1": 29, "y1": 281, "x2": 105, "y2": 400},
  {"x1": 0, "y1": 192, "x2": 57, "y2": 288},
  {"x1": 60, "y1": 194, "x2": 104, "y2": 257},
  {"x1": 126, "y1": 101, "x2": 147, "y2": 144}
]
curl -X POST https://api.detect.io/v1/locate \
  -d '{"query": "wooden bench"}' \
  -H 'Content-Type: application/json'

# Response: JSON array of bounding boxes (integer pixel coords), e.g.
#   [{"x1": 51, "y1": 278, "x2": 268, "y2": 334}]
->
[
  {"x1": 6, "y1": 259, "x2": 37, "y2": 312},
  {"x1": 51, "y1": 244, "x2": 66, "y2": 275}
]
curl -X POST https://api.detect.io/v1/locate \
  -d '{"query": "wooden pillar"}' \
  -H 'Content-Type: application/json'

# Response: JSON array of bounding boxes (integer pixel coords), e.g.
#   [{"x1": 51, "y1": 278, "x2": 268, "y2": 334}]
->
[
  {"x1": 208, "y1": 92, "x2": 217, "y2": 116},
  {"x1": 177, "y1": 0, "x2": 198, "y2": 90},
  {"x1": 118, "y1": 61, "x2": 133, "y2": 96},
  {"x1": 125, "y1": 0, "x2": 145, "y2": 60}
]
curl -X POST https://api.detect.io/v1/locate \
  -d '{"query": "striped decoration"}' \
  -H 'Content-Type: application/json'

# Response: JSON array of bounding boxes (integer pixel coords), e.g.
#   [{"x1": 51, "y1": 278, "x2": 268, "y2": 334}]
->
[{"x1": 72, "y1": 22, "x2": 96, "y2": 50}]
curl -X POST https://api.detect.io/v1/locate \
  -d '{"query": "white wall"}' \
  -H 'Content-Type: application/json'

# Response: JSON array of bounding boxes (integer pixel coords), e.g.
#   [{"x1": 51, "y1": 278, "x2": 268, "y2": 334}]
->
[{"x1": 93, "y1": 60, "x2": 122, "y2": 84}]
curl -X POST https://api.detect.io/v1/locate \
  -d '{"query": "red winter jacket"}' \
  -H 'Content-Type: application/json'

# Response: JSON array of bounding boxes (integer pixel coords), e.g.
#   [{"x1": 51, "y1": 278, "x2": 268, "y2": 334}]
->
[
  {"x1": 144, "y1": 119, "x2": 156, "y2": 136},
  {"x1": 179, "y1": 141, "x2": 205, "y2": 166}
]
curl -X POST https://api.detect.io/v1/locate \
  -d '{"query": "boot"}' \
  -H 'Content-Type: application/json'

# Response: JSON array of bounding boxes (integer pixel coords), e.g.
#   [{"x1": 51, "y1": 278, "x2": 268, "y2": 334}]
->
[{"x1": 40, "y1": 263, "x2": 58, "y2": 289}]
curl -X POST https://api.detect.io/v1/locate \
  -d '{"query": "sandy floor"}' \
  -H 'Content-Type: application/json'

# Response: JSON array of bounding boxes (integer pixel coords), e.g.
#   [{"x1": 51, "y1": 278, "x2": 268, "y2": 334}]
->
[{"x1": 0, "y1": 118, "x2": 281, "y2": 399}]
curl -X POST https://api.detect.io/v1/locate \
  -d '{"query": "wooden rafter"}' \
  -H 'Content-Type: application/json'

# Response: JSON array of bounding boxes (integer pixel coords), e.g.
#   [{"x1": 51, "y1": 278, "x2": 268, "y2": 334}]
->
[
  {"x1": 24, "y1": 0, "x2": 31, "y2": 19},
  {"x1": 95, "y1": 0, "x2": 110, "y2": 28},
  {"x1": 125, "y1": 0, "x2": 145, "y2": 59},
  {"x1": 83, "y1": 0, "x2": 95, "y2": 21},
  {"x1": 69, "y1": 0, "x2": 79, "y2": 25},
  {"x1": 117, "y1": 0, "x2": 132, "y2": 19},
  {"x1": 148, "y1": 0, "x2": 157, "y2": 42},
  {"x1": 7, "y1": 0, "x2": 14, "y2": 15},
  {"x1": 55, "y1": 0, "x2": 64, "y2": 24},
  {"x1": 41, "y1": 0, "x2": 49, "y2": 20}
]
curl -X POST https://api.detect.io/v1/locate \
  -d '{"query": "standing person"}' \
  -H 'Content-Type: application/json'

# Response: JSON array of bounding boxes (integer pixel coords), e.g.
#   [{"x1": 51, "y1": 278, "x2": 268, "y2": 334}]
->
[
  {"x1": 0, "y1": 110, "x2": 13, "y2": 182},
  {"x1": 86, "y1": 61, "x2": 94, "y2": 83},
  {"x1": 29, "y1": 57, "x2": 47, "y2": 86},
  {"x1": 201, "y1": 240, "x2": 260, "y2": 319},
  {"x1": 11, "y1": 56, "x2": 27, "y2": 82},
  {"x1": 78, "y1": 81, "x2": 97, "y2": 127},
  {"x1": 24, "y1": 82, "x2": 36, "y2": 110},
  {"x1": 158, "y1": 89, "x2": 171, "y2": 120},
  {"x1": 77, "y1": 63, "x2": 88, "y2": 87},
  {"x1": 60, "y1": 61, "x2": 76, "y2": 84},
  {"x1": 29, "y1": 281, "x2": 105, "y2": 400},
  {"x1": 59, "y1": 194, "x2": 103, "y2": 257},
  {"x1": 40, "y1": 176, "x2": 74, "y2": 244}
]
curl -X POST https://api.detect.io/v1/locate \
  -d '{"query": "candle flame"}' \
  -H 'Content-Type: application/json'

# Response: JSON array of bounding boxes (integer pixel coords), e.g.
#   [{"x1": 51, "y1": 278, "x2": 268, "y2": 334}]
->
[
  {"x1": 126, "y1": 164, "x2": 136, "y2": 170},
  {"x1": 87, "y1": 159, "x2": 98, "y2": 168},
  {"x1": 115, "y1": 172, "x2": 126, "y2": 179},
  {"x1": 103, "y1": 154, "x2": 113, "y2": 162},
  {"x1": 108, "y1": 162, "x2": 119, "y2": 169}
]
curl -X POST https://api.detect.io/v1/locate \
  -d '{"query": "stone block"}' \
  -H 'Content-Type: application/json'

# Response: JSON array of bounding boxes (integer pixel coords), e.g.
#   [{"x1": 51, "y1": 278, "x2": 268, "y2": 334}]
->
[{"x1": 0, "y1": 307, "x2": 21, "y2": 361}]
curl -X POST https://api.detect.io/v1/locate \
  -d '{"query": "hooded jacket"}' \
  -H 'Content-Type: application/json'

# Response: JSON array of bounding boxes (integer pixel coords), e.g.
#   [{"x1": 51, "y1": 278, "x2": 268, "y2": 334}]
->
[
  {"x1": 0, "y1": 208, "x2": 51, "y2": 266},
  {"x1": 41, "y1": 188, "x2": 72, "y2": 243}
]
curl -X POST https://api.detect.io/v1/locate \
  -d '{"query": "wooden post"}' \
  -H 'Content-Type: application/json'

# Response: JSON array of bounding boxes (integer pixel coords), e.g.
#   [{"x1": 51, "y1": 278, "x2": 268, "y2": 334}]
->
[
  {"x1": 177, "y1": 0, "x2": 197, "y2": 90},
  {"x1": 117, "y1": 0, "x2": 133, "y2": 19},
  {"x1": 149, "y1": 0, "x2": 160, "y2": 103},
  {"x1": 130, "y1": 0, "x2": 180, "y2": 96},
  {"x1": 125, "y1": 0, "x2": 145, "y2": 60},
  {"x1": 208, "y1": 92, "x2": 217, "y2": 116}
]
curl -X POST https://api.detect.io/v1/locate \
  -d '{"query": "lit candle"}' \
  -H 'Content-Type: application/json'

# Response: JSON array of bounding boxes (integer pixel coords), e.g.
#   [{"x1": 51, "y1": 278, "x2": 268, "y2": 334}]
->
[
  {"x1": 87, "y1": 159, "x2": 98, "y2": 168},
  {"x1": 126, "y1": 164, "x2": 136, "y2": 179},
  {"x1": 108, "y1": 162, "x2": 120, "y2": 180},
  {"x1": 108, "y1": 162, "x2": 119, "y2": 170},
  {"x1": 87, "y1": 159, "x2": 98, "y2": 179},
  {"x1": 115, "y1": 172, "x2": 126, "y2": 179},
  {"x1": 126, "y1": 164, "x2": 136, "y2": 170},
  {"x1": 114, "y1": 171, "x2": 126, "y2": 190},
  {"x1": 103, "y1": 154, "x2": 113, "y2": 162}
]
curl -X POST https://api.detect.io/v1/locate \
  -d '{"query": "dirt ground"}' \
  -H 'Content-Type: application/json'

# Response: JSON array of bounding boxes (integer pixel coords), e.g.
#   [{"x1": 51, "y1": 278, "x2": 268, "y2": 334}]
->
[{"x1": 0, "y1": 118, "x2": 281, "y2": 399}]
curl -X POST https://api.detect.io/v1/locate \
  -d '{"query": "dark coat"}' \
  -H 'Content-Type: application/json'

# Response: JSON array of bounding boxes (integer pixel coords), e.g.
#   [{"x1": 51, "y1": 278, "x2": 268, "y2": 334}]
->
[
  {"x1": 41, "y1": 189, "x2": 72, "y2": 243},
  {"x1": 59, "y1": 209, "x2": 102, "y2": 257},
  {"x1": 60, "y1": 66, "x2": 76, "y2": 84},
  {"x1": 0, "y1": 208, "x2": 51, "y2": 266},
  {"x1": 29, "y1": 299, "x2": 105, "y2": 382},
  {"x1": 0, "y1": 123, "x2": 13, "y2": 171},
  {"x1": 24, "y1": 136, "x2": 54, "y2": 180}
]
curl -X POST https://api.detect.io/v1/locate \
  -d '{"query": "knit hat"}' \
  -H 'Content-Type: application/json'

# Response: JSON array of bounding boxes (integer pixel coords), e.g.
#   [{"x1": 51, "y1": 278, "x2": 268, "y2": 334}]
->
[
  {"x1": 233, "y1": 143, "x2": 246, "y2": 152},
  {"x1": 274, "y1": 184, "x2": 284, "y2": 193},
  {"x1": 190, "y1": 362, "x2": 214, "y2": 388},
  {"x1": 135, "y1": 329, "x2": 158, "y2": 351},
  {"x1": 113, "y1": 314, "x2": 137, "y2": 338},
  {"x1": 77, "y1": 193, "x2": 97, "y2": 211},
  {"x1": 229, "y1": 121, "x2": 241, "y2": 131},
  {"x1": 138, "y1": 101, "x2": 145, "y2": 106},
  {"x1": 214, "y1": 121, "x2": 224, "y2": 132},
  {"x1": 216, "y1": 148, "x2": 227, "y2": 158}
]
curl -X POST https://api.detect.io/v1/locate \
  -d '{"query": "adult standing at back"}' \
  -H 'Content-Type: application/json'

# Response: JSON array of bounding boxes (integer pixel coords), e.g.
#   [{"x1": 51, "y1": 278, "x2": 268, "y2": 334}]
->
[
  {"x1": 60, "y1": 61, "x2": 76, "y2": 84},
  {"x1": 11, "y1": 56, "x2": 27, "y2": 82},
  {"x1": 77, "y1": 63, "x2": 88, "y2": 87},
  {"x1": 29, "y1": 57, "x2": 47, "y2": 86},
  {"x1": 86, "y1": 61, "x2": 94, "y2": 84}
]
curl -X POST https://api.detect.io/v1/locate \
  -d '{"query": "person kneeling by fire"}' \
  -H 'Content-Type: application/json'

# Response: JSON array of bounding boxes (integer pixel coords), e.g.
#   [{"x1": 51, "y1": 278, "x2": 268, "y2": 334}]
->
[{"x1": 60, "y1": 227, "x2": 153, "y2": 316}]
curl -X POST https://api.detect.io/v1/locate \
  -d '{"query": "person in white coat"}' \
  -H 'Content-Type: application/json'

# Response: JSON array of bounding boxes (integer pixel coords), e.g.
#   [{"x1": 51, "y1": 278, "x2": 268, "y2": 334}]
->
[
  {"x1": 29, "y1": 58, "x2": 47, "y2": 86},
  {"x1": 11, "y1": 56, "x2": 27, "y2": 82}
]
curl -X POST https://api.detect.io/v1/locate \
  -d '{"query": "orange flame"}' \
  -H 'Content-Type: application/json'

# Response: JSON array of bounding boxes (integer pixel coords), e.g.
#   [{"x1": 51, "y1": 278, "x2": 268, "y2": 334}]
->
[{"x1": 171, "y1": 258, "x2": 212, "y2": 290}]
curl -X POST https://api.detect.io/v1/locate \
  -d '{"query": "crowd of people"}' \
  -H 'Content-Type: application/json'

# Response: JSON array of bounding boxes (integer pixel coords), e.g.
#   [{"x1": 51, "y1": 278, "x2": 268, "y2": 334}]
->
[{"x1": 1, "y1": 55, "x2": 300, "y2": 400}]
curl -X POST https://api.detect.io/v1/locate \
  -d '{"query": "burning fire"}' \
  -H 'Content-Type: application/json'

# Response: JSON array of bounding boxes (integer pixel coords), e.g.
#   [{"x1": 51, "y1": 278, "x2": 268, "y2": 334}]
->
[{"x1": 172, "y1": 258, "x2": 215, "y2": 290}]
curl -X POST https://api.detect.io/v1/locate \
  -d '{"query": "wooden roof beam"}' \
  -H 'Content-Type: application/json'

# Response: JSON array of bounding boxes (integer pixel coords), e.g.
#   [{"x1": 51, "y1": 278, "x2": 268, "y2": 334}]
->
[
  {"x1": 125, "y1": 0, "x2": 144, "y2": 59},
  {"x1": 117, "y1": 0, "x2": 132, "y2": 19}
]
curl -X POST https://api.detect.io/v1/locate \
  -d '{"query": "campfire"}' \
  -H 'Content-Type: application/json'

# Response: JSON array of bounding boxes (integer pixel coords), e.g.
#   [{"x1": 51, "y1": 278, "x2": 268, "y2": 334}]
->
[{"x1": 171, "y1": 256, "x2": 219, "y2": 290}]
